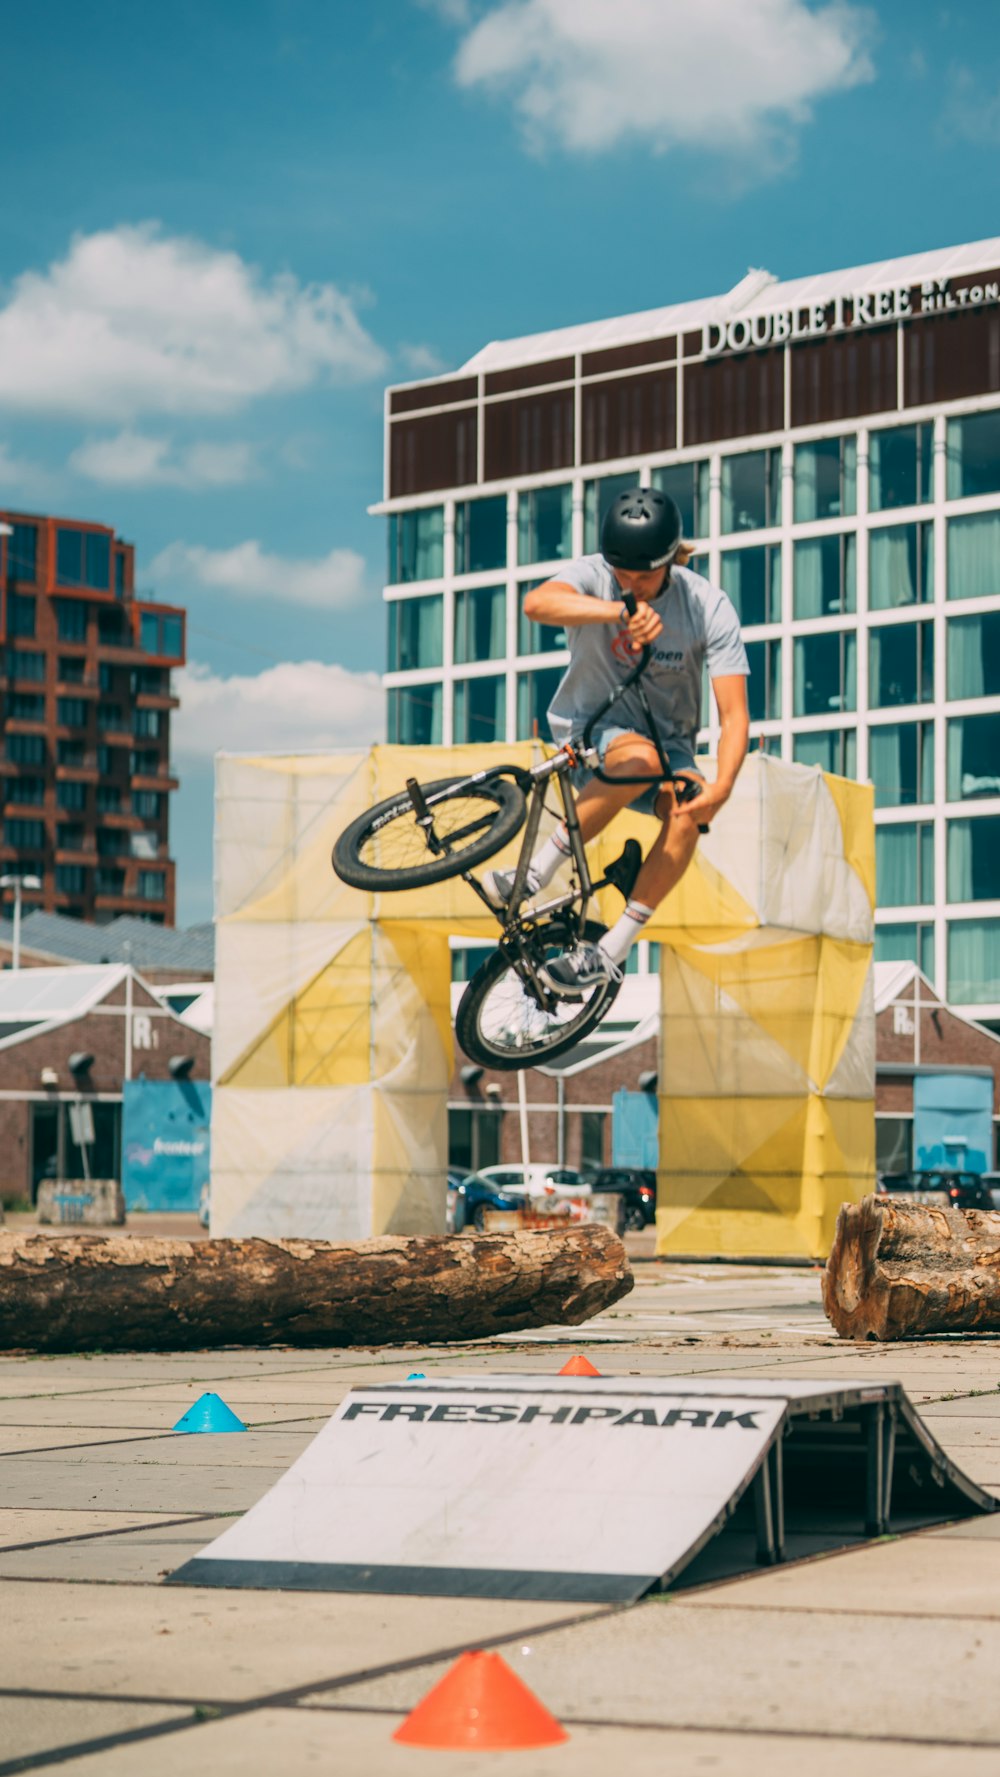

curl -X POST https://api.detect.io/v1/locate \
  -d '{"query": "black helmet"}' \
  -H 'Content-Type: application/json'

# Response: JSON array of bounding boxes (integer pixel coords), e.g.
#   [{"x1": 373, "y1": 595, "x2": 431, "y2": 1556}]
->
[{"x1": 601, "y1": 486, "x2": 683, "y2": 571}]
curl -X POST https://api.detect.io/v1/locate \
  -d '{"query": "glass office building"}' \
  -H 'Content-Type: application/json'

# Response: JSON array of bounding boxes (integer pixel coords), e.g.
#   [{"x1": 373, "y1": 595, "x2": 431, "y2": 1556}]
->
[{"x1": 379, "y1": 240, "x2": 1000, "y2": 1023}]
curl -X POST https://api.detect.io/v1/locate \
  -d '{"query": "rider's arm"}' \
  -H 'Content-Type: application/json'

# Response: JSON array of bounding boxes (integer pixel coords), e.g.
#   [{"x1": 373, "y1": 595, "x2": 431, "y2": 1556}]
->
[
  {"x1": 710, "y1": 673, "x2": 750, "y2": 796},
  {"x1": 522, "y1": 580, "x2": 622, "y2": 628}
]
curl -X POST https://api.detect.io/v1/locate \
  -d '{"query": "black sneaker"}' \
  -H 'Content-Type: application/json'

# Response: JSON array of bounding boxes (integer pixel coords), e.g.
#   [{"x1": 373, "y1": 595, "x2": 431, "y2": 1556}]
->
[
  {"x1": 538, "y1": 941, "x2": 622, "y2": 997},
  {"x1": 482, "y1": 865, "x2": 542, "y2": 910}
]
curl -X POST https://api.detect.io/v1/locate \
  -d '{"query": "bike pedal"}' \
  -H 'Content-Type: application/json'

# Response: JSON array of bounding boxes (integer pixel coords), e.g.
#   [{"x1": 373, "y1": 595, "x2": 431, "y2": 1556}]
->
[{"x1": 602, "y1": 838, "x2": 643, "y2": 903}]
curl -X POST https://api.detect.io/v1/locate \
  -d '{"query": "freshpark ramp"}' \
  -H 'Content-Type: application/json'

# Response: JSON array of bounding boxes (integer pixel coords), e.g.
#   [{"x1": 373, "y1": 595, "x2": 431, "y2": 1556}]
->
[{"x1": 169, "y1": 1376, "x2": 996, "y2": 1604}]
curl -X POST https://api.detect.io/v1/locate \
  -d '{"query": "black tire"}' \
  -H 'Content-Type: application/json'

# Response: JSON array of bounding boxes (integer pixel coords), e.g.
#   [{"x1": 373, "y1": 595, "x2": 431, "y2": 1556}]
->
[
  {"x1": 333, "y1": 774, "x2": 526, "y2": 891},
  {"x1": 456, "y1": 918, "x2": 623, "y2": 1071}
]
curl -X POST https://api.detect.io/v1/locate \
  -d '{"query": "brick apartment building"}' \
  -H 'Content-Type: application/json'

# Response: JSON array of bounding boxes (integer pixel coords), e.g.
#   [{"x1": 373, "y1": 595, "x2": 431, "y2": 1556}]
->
[{"x1": 0, "y1": 511, "x2": 185, "y2": 926}]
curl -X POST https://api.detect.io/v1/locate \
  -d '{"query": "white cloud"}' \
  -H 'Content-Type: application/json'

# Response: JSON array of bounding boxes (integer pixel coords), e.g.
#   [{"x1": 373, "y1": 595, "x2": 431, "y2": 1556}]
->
[
  {"x1": 0, "y1": 223, "x2": 387, "y2": 421},
  {"x1": 399, "y1": 341, "x2": 450, "y2": 375},
  {"x1": 939, "y1": 65, "x2": 1000, "y2": 144},
  {"x1": 173, "y1": 659, "x2": 384, "y2": 759},
  {"x1": 149, "y1": 538, "x2": 368, "y2": 610},
  {"x1": 0, "y1": 442, "x2": 56, "y2": 500},
  {"x1": 451, "y1": 0, "x2": 875, "y2": 166},
  {"x1": 70, "y1": 430, "x2": 256, "y2": 488}
]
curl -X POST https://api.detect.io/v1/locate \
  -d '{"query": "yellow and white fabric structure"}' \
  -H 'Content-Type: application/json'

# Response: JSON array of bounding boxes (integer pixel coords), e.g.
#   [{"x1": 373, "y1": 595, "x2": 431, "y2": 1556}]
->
[
  {"x1": 591, "y1": 751, "x2": 874, "y2": 1260},
  {"x1": 212, "y1": 746, "x2": 873, "y2": 1254}
]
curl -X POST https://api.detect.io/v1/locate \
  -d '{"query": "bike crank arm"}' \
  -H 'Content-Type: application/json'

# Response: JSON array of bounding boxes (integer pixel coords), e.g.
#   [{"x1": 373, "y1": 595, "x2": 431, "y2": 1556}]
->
[{"x1": 405, "y1": 778, "x2": 445, "y2": 855}]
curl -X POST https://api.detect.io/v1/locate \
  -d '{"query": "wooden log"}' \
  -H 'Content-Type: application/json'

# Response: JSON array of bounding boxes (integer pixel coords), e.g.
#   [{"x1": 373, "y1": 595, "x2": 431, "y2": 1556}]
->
[
  {"x1": 0, "y1": 1226, "x2": 633, "y2": 1354},
  {"x1": 823, "y1": 1194, "x2": 1000, "y2": 1340}
]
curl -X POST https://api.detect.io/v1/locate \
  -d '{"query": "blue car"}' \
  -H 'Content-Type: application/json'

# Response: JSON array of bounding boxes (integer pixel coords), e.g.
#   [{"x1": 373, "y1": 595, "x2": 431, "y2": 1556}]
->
[{"x1": 455, "y1": 1166, "x2": 587, "y2": 1233}]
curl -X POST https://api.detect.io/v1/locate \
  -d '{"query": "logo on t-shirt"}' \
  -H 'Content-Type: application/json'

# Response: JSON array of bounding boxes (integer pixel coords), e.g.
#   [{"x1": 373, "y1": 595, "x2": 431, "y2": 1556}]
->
[{"x1": 610, "y1": 628, "x2": 642, "y2": 666}]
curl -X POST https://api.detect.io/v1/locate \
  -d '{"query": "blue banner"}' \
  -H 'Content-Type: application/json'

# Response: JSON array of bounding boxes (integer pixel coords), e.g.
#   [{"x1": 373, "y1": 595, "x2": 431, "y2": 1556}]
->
[{"x1": 122, "y1": 1079, "x2": 212, "y2": 1211}]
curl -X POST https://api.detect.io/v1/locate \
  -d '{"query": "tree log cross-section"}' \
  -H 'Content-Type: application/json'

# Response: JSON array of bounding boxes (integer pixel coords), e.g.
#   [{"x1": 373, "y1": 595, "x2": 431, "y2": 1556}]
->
[
  {"x1": 0, "y1": 1226, "x2": 633, "y2": 1354},
  {"x1": 823, "y1": 1194, "x2": 1000, "y2": 1340}
]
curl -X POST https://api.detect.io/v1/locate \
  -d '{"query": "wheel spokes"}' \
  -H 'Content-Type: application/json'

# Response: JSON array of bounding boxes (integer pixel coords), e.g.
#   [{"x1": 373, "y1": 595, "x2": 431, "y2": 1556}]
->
[
  {"x1": 359, "y1": 793, "x2": 500, "y2": 872},
  {"x1": 476, "y1": 968, "x2": 605, "y2": 1057}
]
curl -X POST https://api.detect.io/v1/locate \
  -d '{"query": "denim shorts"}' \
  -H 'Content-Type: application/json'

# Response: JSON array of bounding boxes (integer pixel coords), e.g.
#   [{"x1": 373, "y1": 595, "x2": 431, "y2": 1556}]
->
[{"x1": 575, "y1": 723, "x2": 704, "y2": 819}]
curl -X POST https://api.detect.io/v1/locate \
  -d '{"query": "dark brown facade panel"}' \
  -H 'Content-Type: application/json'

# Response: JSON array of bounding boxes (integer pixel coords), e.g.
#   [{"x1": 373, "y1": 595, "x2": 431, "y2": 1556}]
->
[
  {"x1": 790, "y1": 325, "x2": 897, "y2": 428},
  {"x1": 682, "y1": 330, "x2": 703, "y2": 359},
  {"x1": 389, "y1": 377, "x2": 478, "y2": 416},
  {"x1": 581, "y1": 370, "x2": 677, "y2": 465},
  {"x1": 390, "y1": 410, "x2": 479, "y2": 497},
  {"x1": 683, "y1": 348, "x2": 784, "y2": 446},
  {"x1": 483, "y1": 389, "x2": 574, "y2": 482},
  {"x1": 484, "y1": 357, "x2": 574, "y2": 395},
  {"x1": 581, "y1": 336, "x2": 676, "y2": 377},
  {"x1": 904, "y1": 307, "x2": 1000, "y2": 409}
]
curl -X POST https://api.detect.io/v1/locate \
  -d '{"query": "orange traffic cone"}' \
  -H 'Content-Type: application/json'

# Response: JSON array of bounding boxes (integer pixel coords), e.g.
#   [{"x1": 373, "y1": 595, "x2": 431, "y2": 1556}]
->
[
  {"x1": 392, "y1": 1649, "x2": 568, "y2": 1749},
  {"x1": 559, "y1": 1354, "x2": 601, "y2": 1376}
]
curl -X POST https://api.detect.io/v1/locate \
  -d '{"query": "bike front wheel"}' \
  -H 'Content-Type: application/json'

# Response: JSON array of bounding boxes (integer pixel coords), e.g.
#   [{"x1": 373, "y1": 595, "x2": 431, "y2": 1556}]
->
[
  {"x1": 455, "y1": 918, "x2": 623, "y2": 1070},
  {"x1": 333, "y1": 774, "x2": 526, "y2": 891}
]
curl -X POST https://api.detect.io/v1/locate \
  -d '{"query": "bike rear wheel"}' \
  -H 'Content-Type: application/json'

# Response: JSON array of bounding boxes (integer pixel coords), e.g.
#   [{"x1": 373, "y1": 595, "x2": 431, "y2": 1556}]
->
[
  {"x1": 333, "y1": 774, "x2": 526, "y2": 891},
  {"x1": 456, "y1": 918, "x2": 622, "y2": 1070}
]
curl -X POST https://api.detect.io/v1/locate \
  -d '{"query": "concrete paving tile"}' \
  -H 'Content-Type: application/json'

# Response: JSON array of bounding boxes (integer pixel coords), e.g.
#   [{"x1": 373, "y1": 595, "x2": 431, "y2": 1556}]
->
[
  {"x1": 1, "y1": 1579, "x2": 598, "y2": 1704},
  {"x1": 35, "y1": 1705, "x2": 1000, "y2": 1777},
  {"x1": 679, "y1": 1533, "x2": 1000, "y2": 1617},
  {"x1": 0, "y1": 1515, "x2": 236, "y2": 1584},
  {"x1": 0, "y1": 1425, "x2": 168, "y2": 1454},
  {"x1": 929, "y1": 1514, "x2": 1000, "y2": 1539},
  {"x1": 0, "y1": 1508, "x2": 195, "y2": 1549},
  {"x1": 0, "y1": 1454, "x2": 284, "y2": 1514},
  {"x1": 0, "y1": 1396, "x2": 327, "y2": 1430},
  {"x1": 0, "y1": 1696, "x2": 191, "y2": 1766},
  {"x1": 329, "y1": 1600, "x2": 1000, "y2": 1745},
  {"x1": 922, "y1": 1396, "x2": 1000, "y2": 1417},
  {"x1": 3, "y1": 1430, "x2": 318, "y2": 1469}
]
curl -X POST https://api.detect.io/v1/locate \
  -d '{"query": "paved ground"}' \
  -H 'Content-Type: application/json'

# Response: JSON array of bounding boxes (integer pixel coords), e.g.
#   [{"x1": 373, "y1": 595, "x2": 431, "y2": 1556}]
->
[{"x1": 2, "y1": 1244, "x2": 1000, "y2": 1775}]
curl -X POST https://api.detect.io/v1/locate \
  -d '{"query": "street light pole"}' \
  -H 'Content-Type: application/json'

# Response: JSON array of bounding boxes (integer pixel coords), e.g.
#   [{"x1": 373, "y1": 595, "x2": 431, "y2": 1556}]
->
[{"x1": 0, "y1": 874, "x2": 42, "y2": 969}]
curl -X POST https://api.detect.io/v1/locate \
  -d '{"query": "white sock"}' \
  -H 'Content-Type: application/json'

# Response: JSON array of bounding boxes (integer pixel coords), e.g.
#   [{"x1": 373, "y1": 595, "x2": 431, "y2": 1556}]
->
[
  {"x1": 530, "y1": 826, "x2": 572, "y2": 889},
  {"x1": 599, "y1": 900, "x2": 654, "y2": 966}
]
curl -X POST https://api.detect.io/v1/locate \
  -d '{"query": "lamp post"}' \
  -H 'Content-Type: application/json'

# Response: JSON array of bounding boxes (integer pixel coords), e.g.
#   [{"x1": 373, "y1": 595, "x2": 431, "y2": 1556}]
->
[{"x1": 0, "y1": 874, "x2": 41, "y2": 969}]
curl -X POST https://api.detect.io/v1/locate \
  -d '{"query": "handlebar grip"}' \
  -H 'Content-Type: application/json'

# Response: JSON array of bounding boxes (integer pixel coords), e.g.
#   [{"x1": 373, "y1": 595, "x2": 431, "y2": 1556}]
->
[{"x1": 621, "y1": 591, "x2": 638, "y2": 618}]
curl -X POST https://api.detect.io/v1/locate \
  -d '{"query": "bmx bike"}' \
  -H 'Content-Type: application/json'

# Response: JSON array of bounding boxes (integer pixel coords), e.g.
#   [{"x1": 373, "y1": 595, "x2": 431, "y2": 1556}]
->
[{"x1": 332, "y1": 595, "x2": 707, "y2": 1071}]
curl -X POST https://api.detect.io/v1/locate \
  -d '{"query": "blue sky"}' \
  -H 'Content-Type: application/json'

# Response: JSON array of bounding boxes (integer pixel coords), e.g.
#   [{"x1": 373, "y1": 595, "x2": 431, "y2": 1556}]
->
[{"x1": 2, "y1": 0, "x2": 999, "y2": 922}]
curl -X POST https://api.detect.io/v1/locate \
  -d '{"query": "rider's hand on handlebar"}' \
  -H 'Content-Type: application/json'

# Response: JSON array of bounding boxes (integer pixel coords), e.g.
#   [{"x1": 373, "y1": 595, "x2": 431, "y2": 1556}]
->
[{"x1": 619, "y1": 601, "x2": 662, "y2": 647}]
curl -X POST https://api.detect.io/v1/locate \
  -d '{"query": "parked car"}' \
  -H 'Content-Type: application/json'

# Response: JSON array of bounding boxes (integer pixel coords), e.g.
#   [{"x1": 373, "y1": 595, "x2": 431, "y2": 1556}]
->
[
  {"x1": 978, "y1": 1172, "x2": 1000, "y2": 1211},
  {"x1": 876, "y1": 1170, "x2": 994, "y2": 1210},
  {"x1": 586, "y1": 1167, "x2": 657, "y2": 1230},
  {"x1": 445, "y1": 1169, "x2": 466, "y2": 1233},
  {"x1": 457, "y1": 1165, "x2": 589, "y2": 1233}
]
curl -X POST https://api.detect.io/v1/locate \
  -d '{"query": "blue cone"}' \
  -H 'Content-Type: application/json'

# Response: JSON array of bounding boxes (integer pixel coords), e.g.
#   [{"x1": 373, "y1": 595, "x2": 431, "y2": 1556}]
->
[
  {"x1": 406, "y1": 1372, "x2": 427, "y2": 1380},
  {"x1": 173, "y1": 1391, "x2": 246, "y2": 1434}
]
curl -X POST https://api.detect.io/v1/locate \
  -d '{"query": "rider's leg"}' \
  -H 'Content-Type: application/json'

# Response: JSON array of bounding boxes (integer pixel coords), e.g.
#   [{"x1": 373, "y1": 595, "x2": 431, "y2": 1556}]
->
[{"x1": 596, "y1": 783, "x2": 700, "y2": 967}]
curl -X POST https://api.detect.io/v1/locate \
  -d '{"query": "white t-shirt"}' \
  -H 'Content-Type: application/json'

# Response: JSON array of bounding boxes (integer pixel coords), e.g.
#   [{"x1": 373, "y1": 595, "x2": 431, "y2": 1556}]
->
[{"x1": 542, "y1": 556, "x2": 749, "y2": 750}]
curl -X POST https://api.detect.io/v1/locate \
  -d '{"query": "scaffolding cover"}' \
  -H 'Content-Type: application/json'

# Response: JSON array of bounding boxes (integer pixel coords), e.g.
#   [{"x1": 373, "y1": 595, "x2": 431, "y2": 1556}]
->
[{"x1": 212, "y1": 747, "x2": 873, "y2": 1250}]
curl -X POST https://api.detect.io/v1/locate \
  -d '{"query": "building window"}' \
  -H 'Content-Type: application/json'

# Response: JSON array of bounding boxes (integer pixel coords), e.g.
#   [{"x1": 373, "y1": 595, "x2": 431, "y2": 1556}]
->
[
  {"x1": 650, "y1": 461, "x2": 710, "y2": 538},
  {"x1": 57, "y1": 822, "x2": 84, "y2": 849},
  {"x1": 448, "y1": 1105, "x2": 501, "y2": 1174},
  {"x1": 876, "y1": 822, "x2": 934, "y2": 906},
  {"x1": 869, "y1": 422, "x2": 933, "y2": 511},
  {"x1": 55, "y1": 600, "x2": 88, "y2": 643},
  {"x1": 5, "y1": 818, "x2": 44, "y2": 848},
  {"x1": 517, "y1": 665, "x2": 565, "y2": 740},
  {"x1": 794, "y1": 630, "x2": 856, "y2": 715},
  {"x1": 133, "y1": 708, "x2": 160, "y2": 738},
  {"x1": 9, "y1": 777, "x2": 45, "y2": 806},
  {"x1": 133, "y1": 791, "x2": 161, "y2": 819},
  {"x1": 387, "y1": 684, "x2": 442, "y2": 746},
  {"x1": 454, "y1": 585, "x2": 506, "y2": 664},
  {"x1": 947, "y1": 410, "x2": 1000, "y2": 501},
  {"x1": 454, "y1": 496, "x2": 507, "y2": 575},
  {"x1": 96, "y1": 704, "x2": 123, "y2": 732},
  {"x1": 947, "y1": 511, "x2": 1000, "y2": 601},
  {"x1": 876, "y1": 1115, "x2": 913, "y2": 1174},
  {"x1": 115, "y1": 551, "x2": 126, "y2": 597},
  {"x1": 720, "y1": 544, "x2": 781, "y2": 626},
  {"x1": 56, "y1": 527, "x2": 111, "y2": 592},
  {"x1": 139, "y1": 611, "x2": 184, "y2": 658},
  {"x1": 387, "y1": 507, "x2": 444, "y2": 583},
  {"x1": 870, "y1": 720, "x2": 934, "y2": 807},
  {"x1": 745, "y1": 638, "x2": 781, "y2": 722},
  {"x1": 875, "y1": 921, "x2": 935, "y2": 979},
  {"x1": 869, "y1": 521, "x2": 934, "y2": 610},
  {"x1": 517, "y1": 485, "x2": 573, "y2": 565},
  {"x1": 793, "y1": 435, "x2": 857, "y2": 522},
  {"x1": 6, "y1": 523, "x2": 38, "y2": 582},
  {"x1": 96, "y1": 867, "x2": 125, "y2": 895},
  {"x1": 58, "y1": 740, "x2": 84, "y2": 766},
  {"x1": 793, "y1": 533, "x2": 856, "y2": 618},
  {"x1": 720, "y1": 448, "x2": 781, "y2": 533},
  {"x1": 97, "y1": 828, "x2": 123, "y2": 857},
  {"x1": 8, "y1": 734, "x2": 45, "y2": 765},
  {"x1": 10, "y1": 692, "x2": 45, "y2": 721},
  {"x1": 793, "y1": 727, "x2": 857, "y2": 777},
  {"x1": 130, "y1": 831, "x2": 158, "y2": 860},
  {"x1": 453, "y1": 675, "x2": 506, "y2": 743},
  {"x1": 96, "y1": 784, "x2": 121, "y2": 813},
  {"x1": 56, "y1": 865, "x2": 85, "y2": 895},
  {"x1": 948, "y1": 816, "x2": 1000, "y2": 902},
  {"x1": 8, "y1": 594, "x2": 36, "y2": 638},
  {"x1": 387, "y1": 595, "x2": 443, "y2": 672},
  {"x1": 583, "y1": 473, "x2": 637, "y2": 553},
  {"x1": 59, "y1": 656, "x2": 86, "y2": 684},
  {"x1": 578, "y1": 1110, "x2": 606, "y2": 1170},
  {"x1": 869, "y1": 620, "x2": 934, "y2": 708},
  {"x1": 518, "y1": 584, "x2": 567, "y2": 657},
  {"x1": 138, "y1": 870, "x2": 166, "y2": 900},
  {"x1": 9, "y1": 650, "x2": 45, "y2": 681},
  {"x1": 947, "y1": 611, "x2": 1000, "y2": 700},
  {"x1": 948, "y1": 919, "x2": 1000, "y2": 1003},
  {"x1": 57, "y1": 781, "x2": 86, "y2": 811},
  {"x1": 947, "y1": 712, "x2": 1000, "y2": 800}
]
